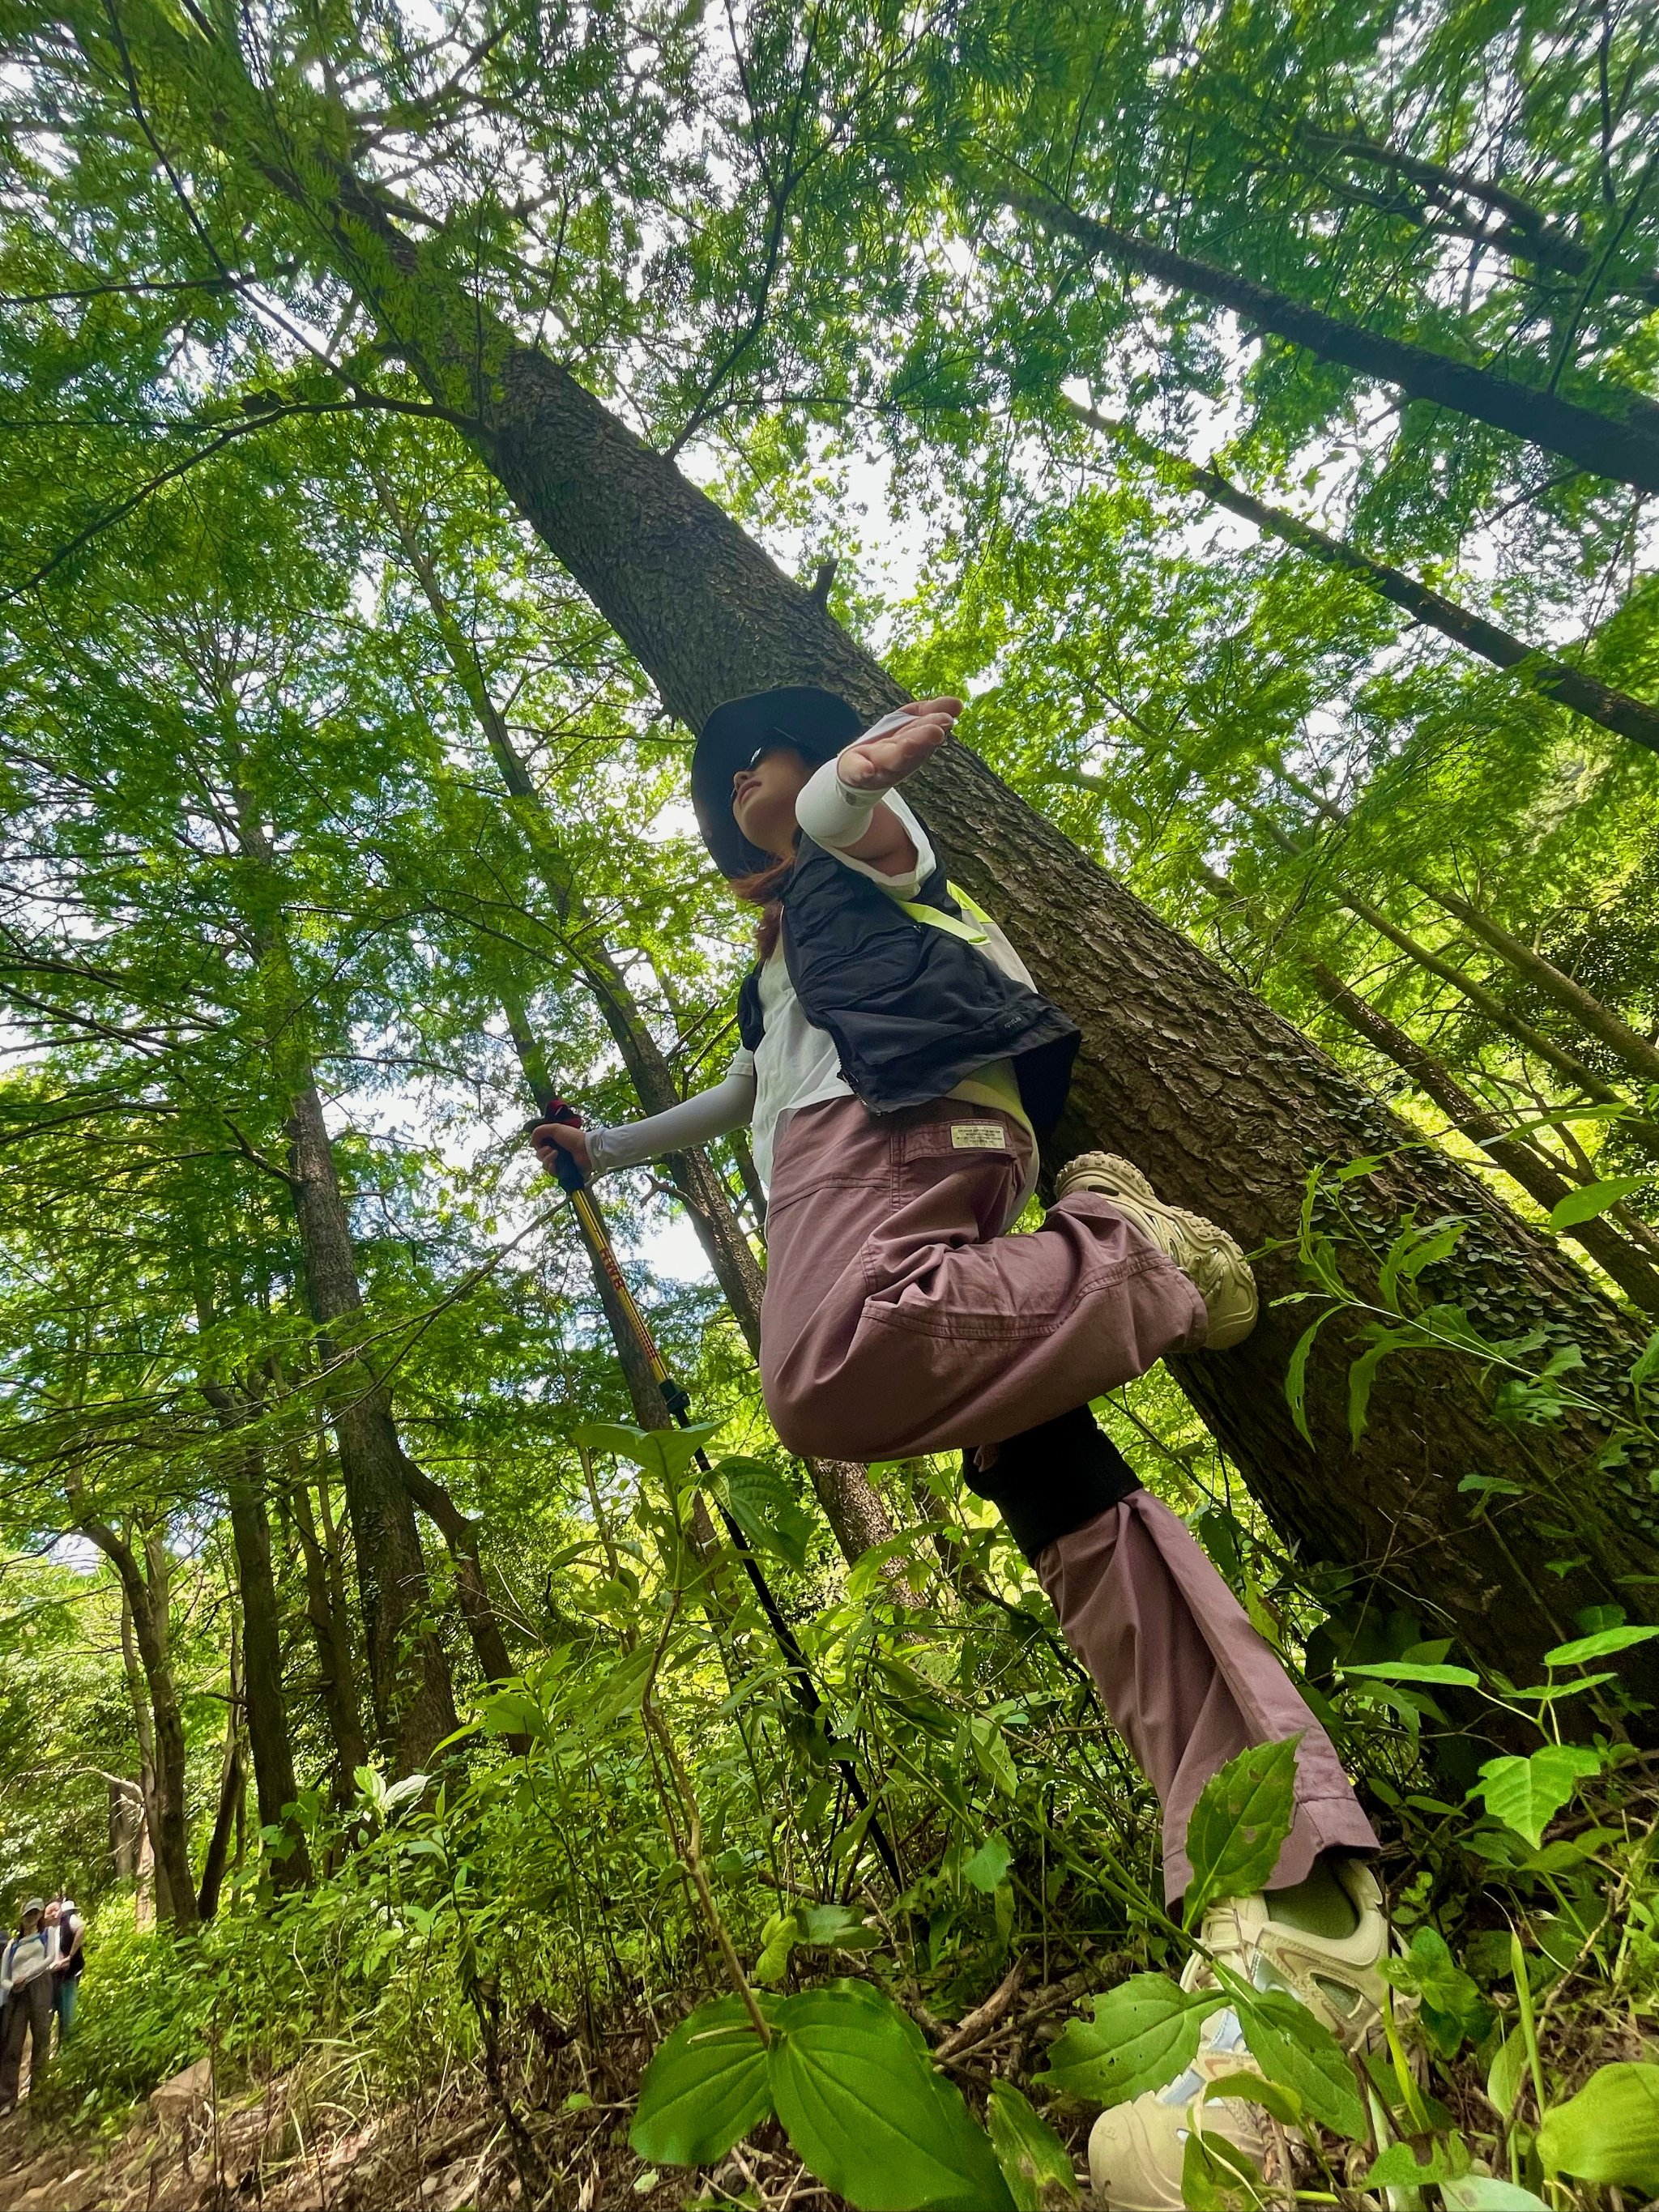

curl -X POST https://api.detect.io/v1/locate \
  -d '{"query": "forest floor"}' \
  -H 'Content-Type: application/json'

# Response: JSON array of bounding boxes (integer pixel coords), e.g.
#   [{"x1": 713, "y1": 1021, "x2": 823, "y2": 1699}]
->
[{"x1": 0, "y1": 2031, "x2": 899, "y2": 2211}]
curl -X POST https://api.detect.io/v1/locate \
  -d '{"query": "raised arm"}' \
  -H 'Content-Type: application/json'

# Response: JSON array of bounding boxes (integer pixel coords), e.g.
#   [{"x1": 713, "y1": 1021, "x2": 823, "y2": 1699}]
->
[{"x1": 795, "y1": 698, "x2": 961, "y2": 877}]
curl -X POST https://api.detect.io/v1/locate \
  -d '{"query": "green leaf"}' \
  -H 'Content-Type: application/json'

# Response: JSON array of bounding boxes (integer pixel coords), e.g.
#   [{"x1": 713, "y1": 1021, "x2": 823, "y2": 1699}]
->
[
  {"x1": 1631, "y1": 1330, "x2": 1659, "y2": 1395},
  {"x1": 1547, "y1": 1177, "x2": 1648, "y2": 1230},
  {"x1": 629, "y1": 1994, "x2": 773, "y2": 2165},
  {"x1": 768, "y1": 1984, "x2": 1013, "y2": 2210},
  {"x1": 964, "y1": 1832, "x2": 1015, "y2": 1893},
  {"x1": 1284, "y1": 1311, "x2": 1334, "y2": 1446},
  {"x1": 574, "y1": 1420, "x2": 722, "y2": 1487},
  {"x1": 1442, "y1": 2181, "x2": 1552, "y2": 2212},
  {"x1": 1180, "y1": 2125, "x2": 1266, "y2": 2211},
  {"x1": 1544, "y1": 1623, "x2": 1659, "y2": 1666},
  {"x1": 582, "y1": 1643, "x2": 656, "y2": 1728},
  {"x1": 969, "y1": 1715, "x2": 1020, "y2": 1798},
  {"x1": 1231, "y1": 1988, "x2": 1365, "y2": 2138},
  {"x1": 1200, "y1": 2071, "x2": 1303, "y2": 2127},
  {"x1": 1537, "y1": 2062, "x2": 1659, "y2": 2195},
  {"x1": 1342, "y1": 1660, "x2": 1481, "y2": 1686},
  {"x1": 476, "y1": 1689, "x2": 547, "y2": 1741},
  {"x1": 1036, "y1": 1976, "x2": 1210, "y2": 2108},
  {"x1": 1183, "y1": 1737, "x2": 1300, "y2": 1927},
  {"x1": 985, "y1": 2079, "x2": 1080, "y2": 2210},
  {"x1": 717, "y1": 1456, "x2": 816, "y2": 1570},
  {"x1": 1472, "y1": 1745, "x2": 1603, "y2": 1847},
  {"x1": 1364, "y1": 2143, "x2": 1467, "y2": 2187}
]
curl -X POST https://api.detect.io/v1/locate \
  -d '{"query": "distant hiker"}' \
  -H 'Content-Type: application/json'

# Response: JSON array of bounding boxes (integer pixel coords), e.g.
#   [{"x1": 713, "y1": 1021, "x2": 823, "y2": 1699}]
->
[
  {"x1": 531, "y1": 687, "x2": 1390, "y2": 2209},
  {"x1": 43, "y1": 1899, "x2": 84, "y2": 2044},
  {"x1": 0, "y1": 1899, "x2": 57, "y2": 2112}
]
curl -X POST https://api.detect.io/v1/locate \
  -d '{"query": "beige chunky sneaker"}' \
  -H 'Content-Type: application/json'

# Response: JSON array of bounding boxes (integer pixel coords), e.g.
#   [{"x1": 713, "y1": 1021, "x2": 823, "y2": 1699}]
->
[
  {"x1": 1089, "y1": 1863, "x2": 1391, "y2": 2211},
  {"x1": 1055, "y1": 1153, "x2": 1258, "y2": 1349}
]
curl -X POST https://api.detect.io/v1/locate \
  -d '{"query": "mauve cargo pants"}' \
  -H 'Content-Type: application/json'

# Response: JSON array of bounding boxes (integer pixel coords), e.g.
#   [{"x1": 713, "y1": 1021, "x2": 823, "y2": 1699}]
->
[{"x1": 759, "y1": 1094, "x2": 1377, "y2": 1898}]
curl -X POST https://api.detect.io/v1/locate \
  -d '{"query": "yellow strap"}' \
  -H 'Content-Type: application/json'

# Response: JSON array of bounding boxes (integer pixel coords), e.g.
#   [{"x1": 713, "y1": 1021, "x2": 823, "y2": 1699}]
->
[{"x1": 896, "y1": 880, "x2": 993, "y2": 945}]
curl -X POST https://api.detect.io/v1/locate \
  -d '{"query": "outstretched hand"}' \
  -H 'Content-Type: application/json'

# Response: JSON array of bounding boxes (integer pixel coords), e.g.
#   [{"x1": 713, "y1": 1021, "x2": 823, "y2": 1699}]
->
[{"x1": 837, "y1": 697, "x2": 962, "y2": 792}]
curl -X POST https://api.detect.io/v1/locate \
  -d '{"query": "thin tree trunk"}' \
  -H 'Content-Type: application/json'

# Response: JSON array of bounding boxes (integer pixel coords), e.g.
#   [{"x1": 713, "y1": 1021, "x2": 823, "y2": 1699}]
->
[
  {"x1": 197, "y1": 1613, "x2": 244, "y2": 1920},
  {"x1": 1295, "y1": 127, "x2": 1659, "y2": 305},
  {"x1": 98, "y1": 1534, "x2": 195, "y2": 1929},
  {"x1": 122, "y1": 48, "x2": 1659, "y2": 1694},
  {"x1": 197, "y1": 1345, "x2": 311, "y2": 1885},
  {"x1": 1070, "y1": 400, "x2": 1659, "y2": 757},
  {"x1": 377, "y1": 486, "x2": 892, "y2": 1562},
  {"x1": 284, "y1": 1078, "x2": 459, "y2": 1772},
  {"x1": 1417, "y1": 883, "x2": 1659, "y2": 1085},
  {"x1": 1013, "y1": 188, "x2": 1659, "y2": 493},
  {"x1": 1299, "y1": 956, "x2": 1659, "y2": 1313},
  {"x1": 290, "y1": 1460, "x2": 372, "y2": 1791},
  {"x1": 397, "y1": 1456, "x2": 517, "y2": 1687},
  {"x1": 117, "y1": 1596, "x2": 165, "y2": 1926}
]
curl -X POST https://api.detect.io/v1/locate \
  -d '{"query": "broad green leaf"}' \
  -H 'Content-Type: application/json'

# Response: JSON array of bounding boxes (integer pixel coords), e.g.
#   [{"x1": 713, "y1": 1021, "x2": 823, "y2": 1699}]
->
[
  {"x1": 1546, "y1": 1177, "x2": 1648, "y2": 1230},
  {"x1": 1231, "y1": 1988, "x2": 1365, "y2": 2138},
  {"x1": 1538, "y1": 2062, "x2": 1659, "y2": 2195},
  {"x1": 1632, "y1": 1330, "x2": 1659, "y2": 1395},
  {"x1": 969, "y1": 1714, "x2": 1020, "y2": 1798},
  {"x1": 1183, "y1": 1737, "x2": 1300, "y2": 1926},
  {"x1": 985, "y1": 2079, "x2": 1080, "y2": 2210},
  {"x1": 629, "y1": 1994, "x2": 773, "y2": 2165},
  {"x1": 1342, "y1": 1660, "x2": 1480, "y2": 1686},
  {"x1": 1473, "y1": 1745, "x2": 1603, "y2": 1847},
  {"x1": 1442, "y1": 2181, "x2": 1551, "y2": 2212},
  {"x1": 1544, "y1": 1623, "x2": 1659, "y2": 1667},
  {"x1": 754, "y1": 1908, "x2": 800, "y2": 1986},
  {"x1": 573, "y1": 1420, "x2": 721, "y2": 1487},
  {"x1": 475, "y1": 1690, "x2": 547, "y2": 1741},
  {"x1": 717, "y1": 1455, "x2": 816, "y2": 1570},
  {"x1": 964, "y1": 1832, "x2": 1014, "y2": 1893},
  {"x1": 768, "y1": 1984, "x2": 1013, "y2": 2210},
  {"x1": 1036, "y1": 1976, "x2": 1210, "y2": 2107}
]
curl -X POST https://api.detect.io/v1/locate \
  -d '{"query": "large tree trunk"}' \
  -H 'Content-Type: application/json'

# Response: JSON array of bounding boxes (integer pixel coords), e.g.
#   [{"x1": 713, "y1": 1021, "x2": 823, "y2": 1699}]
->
[
  {"x1": 1070, "y1": 401, "x2": 1659, "y2": 758},
  {"x1": 113, "y1": 28, "x2": 1659, "y2": 1692},
  {"x1": 1013, "y1": 189, "x2": 1659, "y2": 493}
]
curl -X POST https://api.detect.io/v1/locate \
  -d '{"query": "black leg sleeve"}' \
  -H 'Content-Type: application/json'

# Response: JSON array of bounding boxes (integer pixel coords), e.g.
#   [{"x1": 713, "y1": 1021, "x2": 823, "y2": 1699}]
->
[{"x1": 963, "y1": 1403, "x2": 1142, "y2": 1566}]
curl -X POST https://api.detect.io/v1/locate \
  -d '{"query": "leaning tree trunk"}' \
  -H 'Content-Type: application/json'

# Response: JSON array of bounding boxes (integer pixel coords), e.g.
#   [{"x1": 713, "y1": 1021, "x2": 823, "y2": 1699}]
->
[
  {"x1": 106, "y1": 20, "x2": 1659, "y2": 1694},
  {"x1": 197, "y1": 1609, "x2": 245, "y2": 1921},
  {"x1": 288, "y1": 1455, "x2": 373, "y2": 1792}
]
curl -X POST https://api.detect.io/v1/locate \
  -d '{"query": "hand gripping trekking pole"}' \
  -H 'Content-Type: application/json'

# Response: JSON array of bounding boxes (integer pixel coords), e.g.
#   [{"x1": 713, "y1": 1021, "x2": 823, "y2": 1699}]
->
[{"x1": 531, "y1": 1093, "x2": 902, "y2": 1890}]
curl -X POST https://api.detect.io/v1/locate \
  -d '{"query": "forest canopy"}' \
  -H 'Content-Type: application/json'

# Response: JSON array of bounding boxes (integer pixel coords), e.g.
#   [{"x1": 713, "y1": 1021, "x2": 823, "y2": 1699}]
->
[{"x1": 1, "y1": 0, "x2": 1657, "y2": 2203}]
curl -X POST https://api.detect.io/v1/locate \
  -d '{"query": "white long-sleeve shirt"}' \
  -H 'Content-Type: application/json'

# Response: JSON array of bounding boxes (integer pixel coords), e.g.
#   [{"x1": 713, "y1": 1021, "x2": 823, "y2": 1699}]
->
[{"x1": 586, "y1": 752, "x2": 1036, "y2": 1192}]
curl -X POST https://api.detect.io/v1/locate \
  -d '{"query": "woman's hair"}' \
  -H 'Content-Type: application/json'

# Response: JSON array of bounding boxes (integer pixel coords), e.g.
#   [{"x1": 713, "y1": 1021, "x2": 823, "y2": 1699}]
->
[{"x1": 729, "y1": 845, "x2": 797, "y2": 961}]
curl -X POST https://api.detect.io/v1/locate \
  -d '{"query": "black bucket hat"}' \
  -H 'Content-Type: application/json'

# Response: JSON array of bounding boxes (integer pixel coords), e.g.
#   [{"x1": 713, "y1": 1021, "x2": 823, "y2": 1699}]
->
[{"x1": 693, "y1": 684, "x2": 864, "y2": 877}]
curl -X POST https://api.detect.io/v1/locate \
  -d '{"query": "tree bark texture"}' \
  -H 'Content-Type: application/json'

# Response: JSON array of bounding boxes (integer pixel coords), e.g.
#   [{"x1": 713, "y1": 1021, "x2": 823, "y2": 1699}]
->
[
  {"x1": 1071, "y1": 402, "x2": 1659, "y2": 757},
  {"x1": 197, "y1": 1614, "x2": 244, "y2": 1920},
  {"x1": 1015, "y1": 190, "x2": 1659, "y2": 494}
]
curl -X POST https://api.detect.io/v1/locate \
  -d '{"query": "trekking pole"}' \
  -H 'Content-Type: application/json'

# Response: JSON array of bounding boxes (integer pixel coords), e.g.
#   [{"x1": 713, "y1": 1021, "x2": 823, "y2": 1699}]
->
[{"x1": 528, "y1": 1088, "x2": 904, "y2": 1890}]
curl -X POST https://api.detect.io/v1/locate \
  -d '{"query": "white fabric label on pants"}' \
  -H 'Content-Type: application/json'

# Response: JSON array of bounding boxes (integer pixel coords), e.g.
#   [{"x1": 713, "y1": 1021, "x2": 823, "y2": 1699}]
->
[{"x1": 950, "y1": 1123, "x2": 1005, "y2": 1149}]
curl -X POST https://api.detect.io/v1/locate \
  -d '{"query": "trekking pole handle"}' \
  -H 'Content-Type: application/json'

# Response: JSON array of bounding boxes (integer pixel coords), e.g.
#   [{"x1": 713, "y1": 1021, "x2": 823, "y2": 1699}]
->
[{"x1": 529, "y1": 1094, "x2": 588, "y2": 1194}]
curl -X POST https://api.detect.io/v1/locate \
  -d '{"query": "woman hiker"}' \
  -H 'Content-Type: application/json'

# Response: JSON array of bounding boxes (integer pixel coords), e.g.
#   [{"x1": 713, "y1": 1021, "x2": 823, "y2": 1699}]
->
[
  {"x1": 531, "y1": 687, "x2": 1389, "y2": 2209},
  {"x1": 0, "y1": 1899, "x2": 56, "y2": 2113}
]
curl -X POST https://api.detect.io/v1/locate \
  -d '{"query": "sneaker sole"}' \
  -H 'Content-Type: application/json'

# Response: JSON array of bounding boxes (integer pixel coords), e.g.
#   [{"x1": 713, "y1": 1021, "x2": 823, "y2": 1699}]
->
[{"x1": 1056, "y1": 1153, "x2": 1258, "y2": 1350}]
